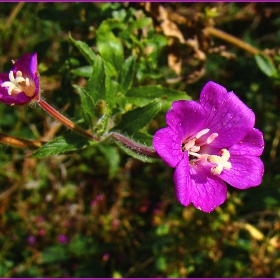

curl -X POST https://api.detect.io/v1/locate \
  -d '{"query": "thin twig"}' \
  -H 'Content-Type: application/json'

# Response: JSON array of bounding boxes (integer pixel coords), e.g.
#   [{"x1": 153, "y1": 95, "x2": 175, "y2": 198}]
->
[
  {"x1": 0, "y1": 132, "x2": 44, "y2": 149},
  {"x1": 0, "y1": 182, "x2": 19, "y2": 201},
  {"x1": 4, "y1": 2, "x2": 25, "y2": 30},
  {"x1": 206, "y1": 26, "x2": 265, "y2": 56}
]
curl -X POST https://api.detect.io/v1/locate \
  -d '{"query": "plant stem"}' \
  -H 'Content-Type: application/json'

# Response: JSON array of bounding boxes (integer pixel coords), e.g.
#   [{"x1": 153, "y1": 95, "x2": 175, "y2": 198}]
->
[
  {"x1": 37, "y1": 98, "x2": 98, "y2": 141},
  {"x1": 206, "y1": 26, "x2": 262, "y2": 56},
  {"x1": 109, "y1": 132, "x2": 159, "y2": 158},
  {"x1": 0, "y1": 132, "x2": 44, "y2": 149}
]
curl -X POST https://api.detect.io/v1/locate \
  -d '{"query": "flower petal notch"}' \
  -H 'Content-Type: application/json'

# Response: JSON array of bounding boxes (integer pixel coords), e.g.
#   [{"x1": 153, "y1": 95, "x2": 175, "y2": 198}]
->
[
  {"x1": 153, "y1": 81, "x2": 264, "y2": 212},
  {"x1": 0, "y1": 53, "x2": 39, "y2": 105}
]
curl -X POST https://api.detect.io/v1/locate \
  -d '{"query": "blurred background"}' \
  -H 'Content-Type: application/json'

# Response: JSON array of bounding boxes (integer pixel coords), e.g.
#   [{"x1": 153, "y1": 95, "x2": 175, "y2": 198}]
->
[{"x1": 0, "y1": 2, "x2": 279, "y2": 277}]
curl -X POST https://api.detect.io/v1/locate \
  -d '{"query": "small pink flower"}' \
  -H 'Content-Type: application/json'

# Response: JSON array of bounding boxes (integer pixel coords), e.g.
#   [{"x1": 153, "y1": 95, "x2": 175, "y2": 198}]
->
[{"x1": 0, "y1": 53, "x2": 39, "y2": 105}]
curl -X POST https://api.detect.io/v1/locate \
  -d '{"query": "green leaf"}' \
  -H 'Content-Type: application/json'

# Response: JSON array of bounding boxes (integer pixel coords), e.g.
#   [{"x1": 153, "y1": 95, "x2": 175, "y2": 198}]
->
[
  {"x1": 120, "y1": 55, "x2": 136, "y2": 93},
  {"x1": 115, "y1": 141, "x2": 158, "y2": 163},
  {"x1": 86, "y1": 55, "x2": 106, "y2": 102},
  {"x1": 69, "y1": 34, "x2": 96, "y2": 65},
  {"x1": 96, "y1": 19, "x2": 124, "y2": 72},
  {"x1": 255, "y1": 54, "x2": 277, "y2": 78},
  {"x1": 42, "y1": 245, "x2": 68, "y2": 264},
  {"x1": 98, "y1": 145, "x2": 120, "y2": 178},
  {"x1": 126, "y1": 85, "x2": 190, "y2": 111},
  {"x1": 110, "y1": 100, "x2": 161, "y2": 135},
  {"x1": 73, "y1": 85, "x2": 95, "y2": 127},
  {"x1": 72, "y1": 66, "x2": 93, "y2": 78},
  {"x1": 30, "y1": 134, "x2": 95, "y2": 159},
  {"x1": 131, "y1": 17, "x2": 152, "y2": 29},
  {"x1": 104, "y1": 60, "x2": 119, "y2": 110}
]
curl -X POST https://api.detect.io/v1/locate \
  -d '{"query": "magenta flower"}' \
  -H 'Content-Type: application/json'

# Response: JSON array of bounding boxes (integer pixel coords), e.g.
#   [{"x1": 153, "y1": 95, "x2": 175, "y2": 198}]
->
[
  {"x1": 58, "y1": 234, "x2": 69, "y2": 244},
  {"x1": 0, "y1": 53, "x2": 39, "y2": 105},
  {"x1": 153, "y1": 81, "x2": 264, "y2": 212}
]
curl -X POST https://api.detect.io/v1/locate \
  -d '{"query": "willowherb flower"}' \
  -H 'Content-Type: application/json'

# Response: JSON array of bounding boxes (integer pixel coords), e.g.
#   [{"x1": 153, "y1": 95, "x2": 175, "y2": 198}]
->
[
  {"x1": 0, "y1": 53, "x2": 39, "y2": 105},
  {"x1": 153, "y1": 81, "x2": 264, "y2": 212}
]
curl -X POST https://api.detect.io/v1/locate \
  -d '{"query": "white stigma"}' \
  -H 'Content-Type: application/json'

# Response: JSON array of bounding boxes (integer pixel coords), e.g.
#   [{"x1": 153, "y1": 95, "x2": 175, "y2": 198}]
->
[
  {"x1": 1, "y1": 70, "x2": 35, "y2": 97},
  {"x1": 207, "y1": 149, "x2": 232, "y2": 175},
  {"x1": 181, "y1": 128, "x2": 232, "y2": 175}
]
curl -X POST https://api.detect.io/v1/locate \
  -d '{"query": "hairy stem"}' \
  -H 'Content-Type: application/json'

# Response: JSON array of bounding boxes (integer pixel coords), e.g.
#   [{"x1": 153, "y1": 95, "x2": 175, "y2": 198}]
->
[
  {"x1": 37, "y1": 99, "x2": 98, "y2": 141},
  {"x1": 109, "y1": 132, "x2": 159, "y2": 158}
]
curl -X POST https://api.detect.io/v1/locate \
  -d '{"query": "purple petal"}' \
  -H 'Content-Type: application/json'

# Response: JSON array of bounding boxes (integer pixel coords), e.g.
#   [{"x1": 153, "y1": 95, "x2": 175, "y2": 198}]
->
[
  {"x1": 174, "y1": 158, "x2": 228, "y2": 212},
  {"x1": 229, "y1": 128, "x2": 264, "y2": 156},
  {"x1": 174, "y1": 158, "x2": 192, "y2": 206},
  {"x1": 199, "y1": 81, "x2": 255, "y2": 148},
  {"x1": 0, "y1": 73, "x2": 9, "y2": 83},
  {"x1": 14, "y1": 53, "x2": 32, "y2": 76},
  {"x1": 219, "y1": 155, "x2": 264, "y2": 189},
  {"x1": 166, "y1": 100, "x2": 206, "y2": 141},
  {"x1": 29, "y1": 53, "x2": 38, "y2": 77},
  {"x1": 0, "y1": 91, "x2": 31, "y2": 105},
  {"x1": 153, "y1": 127, "x2": 184, "y2": 168}
]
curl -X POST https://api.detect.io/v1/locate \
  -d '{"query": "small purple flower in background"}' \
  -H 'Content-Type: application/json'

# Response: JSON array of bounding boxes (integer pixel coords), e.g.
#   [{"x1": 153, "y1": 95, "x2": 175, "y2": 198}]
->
[
  {"x1": 58, "y1": 234, "x2": 69, "y2": 244},
  {"x1": 27, "y1": 235, "x2": 36, "y2": 246},
  {"x1": 0, "y1": 53, "x2": 39, "y2": 105},
  {"x1": 153, "y1": 81, "x2": 264, "y2": 213}
]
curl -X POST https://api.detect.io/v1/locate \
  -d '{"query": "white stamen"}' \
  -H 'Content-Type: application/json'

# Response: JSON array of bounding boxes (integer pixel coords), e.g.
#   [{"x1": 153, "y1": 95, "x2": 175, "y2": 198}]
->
[
  {"x1": 206, "y1": 133, "x2": 218, "y2": 144},
  {"x1": 1, "y1": 70, "x2": 35, "y2": 97},
  {"x1": 196, "y1": 128, "x2": 210, "y2": 139},
  {"x1": 208, "y1": 149, "x2": 232, "y2": 175}
]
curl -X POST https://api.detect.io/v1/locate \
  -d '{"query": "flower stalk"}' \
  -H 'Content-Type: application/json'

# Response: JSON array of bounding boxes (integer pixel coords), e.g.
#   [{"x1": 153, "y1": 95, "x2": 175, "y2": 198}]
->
[
  {"x1": 37, "y1": 98, "x2": 98, "y2": 141},
  {"x1": 109, "y1": 132, "x2": 159, "y2": 158}
]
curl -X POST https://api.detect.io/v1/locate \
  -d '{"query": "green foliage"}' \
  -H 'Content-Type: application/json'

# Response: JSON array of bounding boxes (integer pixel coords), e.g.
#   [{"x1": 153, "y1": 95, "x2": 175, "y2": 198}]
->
[
  {"x1": 110, "y1": 100, "x2": 161, "y2": 136},
  {"x1": 0, "y1": 2, "x2": 279, "y2": 279},
  {"x1": 30, "y1": 133, "x2": 95, "y2": 158},
  {"x1": 255, "y1": 54, "x2": 277, "y2": 78}
]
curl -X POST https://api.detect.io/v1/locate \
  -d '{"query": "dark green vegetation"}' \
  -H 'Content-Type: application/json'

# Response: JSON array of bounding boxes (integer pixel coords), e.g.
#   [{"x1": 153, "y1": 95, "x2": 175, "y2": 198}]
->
[{"x1": 0, "y1": 2, "x2": 280, "y2": 277}]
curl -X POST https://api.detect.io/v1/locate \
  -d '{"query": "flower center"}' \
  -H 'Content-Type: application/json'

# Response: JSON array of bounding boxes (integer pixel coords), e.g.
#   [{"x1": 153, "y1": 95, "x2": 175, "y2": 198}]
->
[
  {"x1": 1, "y1": 70, "x2": 35, "y2": 97},
  {"x1": 181, "y1": 129, "x2": 231, "y2": 175}
]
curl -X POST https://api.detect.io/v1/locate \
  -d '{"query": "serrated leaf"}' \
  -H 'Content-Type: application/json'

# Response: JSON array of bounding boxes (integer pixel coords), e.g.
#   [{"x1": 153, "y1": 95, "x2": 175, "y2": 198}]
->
[
  {"x1": 30, "y1": 134, "x2": 95, "y2": 159},
  {"x1": 98, "y1": 145, "x2": 120, "y2": 179},
  {"x1": 69, "y1": 34, "x2": 96, "y2": 65},
  {"x1": 72, "y1": 66, "x2": 93, "y2": 78},
  {"x1": 126, "y1": 85, "x2": 190, "y2": 111},
  {"x1": 86, "y1": 55, "x2": 106, "y2": 102},
  {"x1": 120, "y1": 55, "x2": 136, "y2": 93},
  {"x1": 96, "y1": 20, "x2": 124, "y2": 72},
  {"x1": 73, "y1": 85, "x2": 95, "y2": 127},
  {"x1": 115, "y1": 141, "x2": 158, "y2": 163},
  {"x1": 110, "y1": 100, "x2": 161, "y2": 135},
  {"x1": 255, "y1": 54, "x2": 277, "y2": 78}
]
